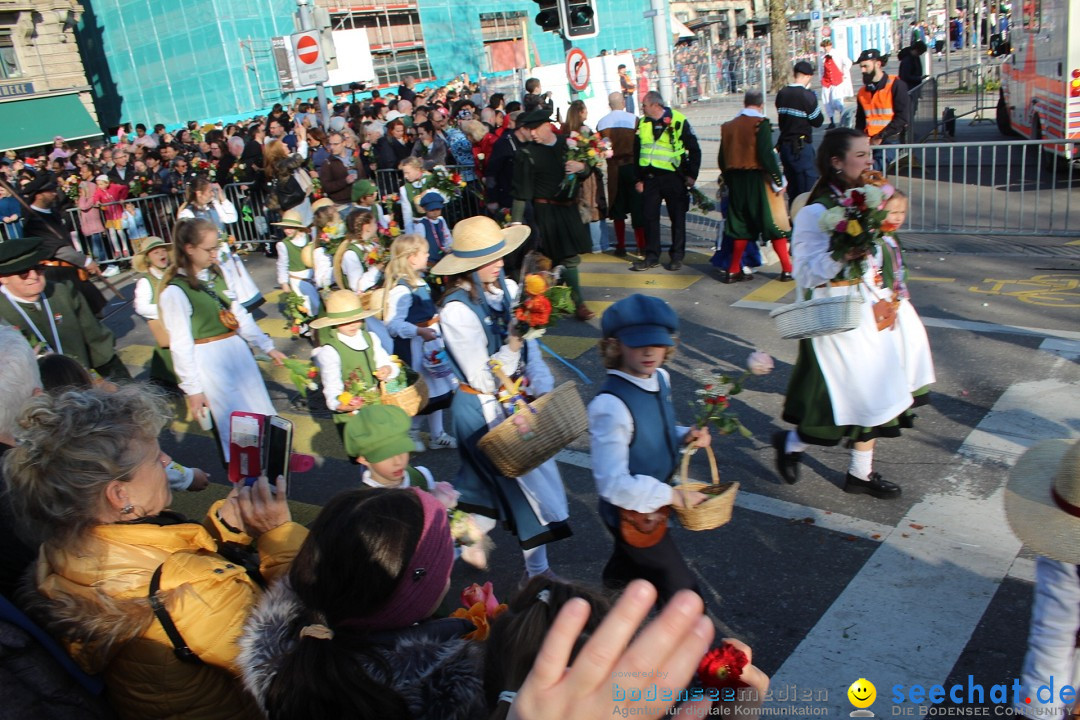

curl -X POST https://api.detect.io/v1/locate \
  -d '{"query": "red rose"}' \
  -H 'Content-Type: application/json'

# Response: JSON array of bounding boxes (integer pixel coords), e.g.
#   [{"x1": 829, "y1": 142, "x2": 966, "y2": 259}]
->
[
  {"x1": 662, "y1": 116, "x2": 672, "y2": 125},
  {"x1": 306, "y1": 367, "x2": 318, "y2": 379},
  {"x1": 290, "y1": 325, "x2": 301, "y2": 334},
  {"x1": 460, "y1": 582, "x2": 501, "y2": 617},
  {"x1": 697, "y1": 644, "x2": 750, "y2": 690}
]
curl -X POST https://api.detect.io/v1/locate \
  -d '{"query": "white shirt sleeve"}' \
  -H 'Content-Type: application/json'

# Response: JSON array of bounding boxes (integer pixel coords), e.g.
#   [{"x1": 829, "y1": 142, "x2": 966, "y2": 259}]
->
[
  {"x1": 1019, "y1": 557, "x2": 1080, "y2": 716},
  {"x1": 295, "y1": 140, "x2": 309, "y2": 161},
  {"x1": 399, "y1": 185, "x2": 416, "y2": 235},
  {"x1": 313, "y1": 345, "x2": 345, "y2": 411},
  {"x1": 792, "y1": 203, "x2": 847, "y2": 289},
  {"x1": 213, "y1": 197, "x2": 238, "y2": 224},
  {"x1": 385, "y1": 284, "x2": 418, "y2": 341},
  {"x1": 177, "y1": 206, "x2": 194, "y2": 221},
  {"x1": 166, "y1": 461, "x2": 195, "y2": 491},
  {"x1": 440, "y1": 299, "x2": 520, "y2": 394},
  {"x1": 588, "y1": 393, "x2": 675, "y2": 513},
  {"x1": 275, "y1": 242, "x2": 289, "y2": 286},
  {"x1": 231, "y1": 294, "x2": 274, "y2": 354},
  {"x1": 133, "y1": 276, "x2": 158, "y2": 320},
  {"x1": 159, "y1": 285, "x2": 202, "y2": 396},
  {"x1": 313, "y1": 248, "x2": 333, "y2": 288},
  {"x1": 523, "y1": 339, "x2": 554, "y2": 395}
]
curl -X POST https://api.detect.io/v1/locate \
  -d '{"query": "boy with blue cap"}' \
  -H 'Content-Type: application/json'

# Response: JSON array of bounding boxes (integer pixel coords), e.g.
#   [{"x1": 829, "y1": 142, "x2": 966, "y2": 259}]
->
[
  {"x1": 416, "y1": 191, "x2": 451, "y2": 264},
  {"x1": 588, "y1": 293, "x2": 710, "y2": 606}
]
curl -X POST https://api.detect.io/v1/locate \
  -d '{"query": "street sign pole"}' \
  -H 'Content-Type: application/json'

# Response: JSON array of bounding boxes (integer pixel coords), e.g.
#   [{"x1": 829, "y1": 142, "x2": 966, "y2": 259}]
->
[
  {"x1": 297, "y1": 0, "x2": 331, "y2": 129},
  {"x1": 563, "y1": 36, "x2": 579, "y2": 101}
]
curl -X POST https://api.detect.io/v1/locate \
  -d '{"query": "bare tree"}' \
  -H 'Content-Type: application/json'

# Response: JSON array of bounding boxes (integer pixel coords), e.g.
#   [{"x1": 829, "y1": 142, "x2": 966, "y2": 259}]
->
[{"x1": 769, "y1": 0, "x2": 790, "y2": 91}]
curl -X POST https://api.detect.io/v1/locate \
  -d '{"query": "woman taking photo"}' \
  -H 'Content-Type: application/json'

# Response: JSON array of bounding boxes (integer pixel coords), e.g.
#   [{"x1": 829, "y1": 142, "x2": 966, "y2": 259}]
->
[
  {"x1": 263, "y1": 131, "x2": 313, "y2": 226},
  {"x1": 4, "y1": 383, "x2": 307, "y2": 720},
  {"x1": 158, "y1": 218, "x2": 286, "y2": 460},
  {"x1": 774, "y1": 128, "x2": 933, "y2": 500}
]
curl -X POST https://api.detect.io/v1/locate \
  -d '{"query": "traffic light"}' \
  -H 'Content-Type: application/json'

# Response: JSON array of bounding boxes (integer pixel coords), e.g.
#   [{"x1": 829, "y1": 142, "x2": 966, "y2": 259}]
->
[
  {"x1": 533, "y1": 0, "x2": 562, "y2": 34},
  {"x1": 559, "y1": 0, "x2": 598, "y2": 39}
]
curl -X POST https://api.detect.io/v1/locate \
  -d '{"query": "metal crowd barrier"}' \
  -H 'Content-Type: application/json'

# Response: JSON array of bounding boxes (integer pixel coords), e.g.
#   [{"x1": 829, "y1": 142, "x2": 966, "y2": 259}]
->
[
  {"x1": 885, "y1": 137, "x2": 1078, "y2": 237},
  {"x1": 373, "y1": 165, "x2": 485, "y2": 228},
  {"x1": 908, "y1": 61, "x2": 1002, "y2": 142},
  {"x1": 65, "y1": 192, "x2": 182, "y2": 265},
  {"x1": 222, "y1": 182, "x2": 272, "y2": 246}
]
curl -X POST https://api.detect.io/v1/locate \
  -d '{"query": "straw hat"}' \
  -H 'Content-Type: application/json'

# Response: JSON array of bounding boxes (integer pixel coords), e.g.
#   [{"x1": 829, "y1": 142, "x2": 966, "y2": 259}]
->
[
  {"x1": 272, "y1": 209, "x2": 309, "y2": 229},
  {"x1": 131, "y1": 236, "x2": 171, "y2": 273},
  {"x1": 1005, "y1": 439, "x2": 1080, "y2": 563},
  {"x1": 311, "y1": 197, "x2": 335, "y2": 212},
  {"x1": 428, "y1": 216, "x2": 530, "y2": 276},
  {"x1": 309, "y1": 290, "x2": 377, "y2": 329}
]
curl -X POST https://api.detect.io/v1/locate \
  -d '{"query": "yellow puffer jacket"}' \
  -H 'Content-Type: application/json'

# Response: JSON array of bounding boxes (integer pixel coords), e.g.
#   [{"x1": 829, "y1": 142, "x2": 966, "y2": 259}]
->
[{"x1": 29, "y1": 501, "x2": 308, "y2": 720}]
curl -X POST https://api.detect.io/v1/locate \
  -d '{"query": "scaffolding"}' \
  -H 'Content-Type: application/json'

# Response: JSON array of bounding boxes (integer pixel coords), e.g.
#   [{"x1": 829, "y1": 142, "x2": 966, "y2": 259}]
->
[{"x1": 322, "y1": 2, "x2": 433, "y2": 87}]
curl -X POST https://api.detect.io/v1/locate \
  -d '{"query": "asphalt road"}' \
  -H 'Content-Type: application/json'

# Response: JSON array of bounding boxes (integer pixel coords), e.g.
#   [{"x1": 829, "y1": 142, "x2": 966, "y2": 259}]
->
[{"x1": 98, "y1": 216, "x2": 1080, "y2": 716}]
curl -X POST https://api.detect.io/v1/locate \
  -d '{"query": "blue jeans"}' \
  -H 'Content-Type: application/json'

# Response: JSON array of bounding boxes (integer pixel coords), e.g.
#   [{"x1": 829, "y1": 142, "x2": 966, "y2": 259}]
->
[
  {"x1": 86, "y1": 233, "x2": 107, "y2": 261},
  {"x1": 778, "y1": 141, "x2": 819, "y2": 201},
  {"x1": 872, "y1": 138, "x2": 900, "y2": 173},
  {"x1": 624, "y1": 93, "x2": 636, "y2": 115}
]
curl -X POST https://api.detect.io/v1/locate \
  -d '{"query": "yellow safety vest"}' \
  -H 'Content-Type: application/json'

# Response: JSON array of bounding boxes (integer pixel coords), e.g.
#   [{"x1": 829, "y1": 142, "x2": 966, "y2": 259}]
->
[{"x1": 637, "y1": 109, "x2": 687, "y2": 171}]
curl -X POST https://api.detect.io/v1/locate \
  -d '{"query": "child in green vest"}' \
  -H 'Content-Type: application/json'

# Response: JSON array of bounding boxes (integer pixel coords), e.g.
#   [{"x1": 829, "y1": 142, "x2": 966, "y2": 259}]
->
[
  {"x1": 344, "y1": 403, "x2": 495, "y2": 569},
  {"x1": 398, "y1": 156, "x2": 431, "y2": 235},
  {"x1": 272, "y1": 210, "x2": 326, "y2": 325},
  {"x1": 131, "y1": 236, "x2": 177, "y2": 385}
]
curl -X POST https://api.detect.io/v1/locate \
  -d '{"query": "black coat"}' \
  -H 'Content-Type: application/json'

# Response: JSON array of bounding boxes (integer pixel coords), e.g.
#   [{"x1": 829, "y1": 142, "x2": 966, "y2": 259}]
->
[{"x1": 375, "y1": 136, "x2": 413, "y2": 170}]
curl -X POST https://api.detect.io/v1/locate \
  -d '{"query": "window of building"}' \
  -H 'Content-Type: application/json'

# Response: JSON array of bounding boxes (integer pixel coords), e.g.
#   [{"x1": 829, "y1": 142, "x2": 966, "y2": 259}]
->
[
  {"x1": 0, "y1": 31, "x2": 22, "y2": 79},
  {"x1": 331, "y1": 7, "x2": 433, "y2": 86},
  {"x1": 479, "y1": 11, "x2": 527, "y2": 73}
]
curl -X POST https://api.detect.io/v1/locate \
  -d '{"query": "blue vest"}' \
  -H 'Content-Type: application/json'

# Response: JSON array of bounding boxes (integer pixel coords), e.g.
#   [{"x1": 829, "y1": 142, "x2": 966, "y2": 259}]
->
[
  {"x1": 417, "y1": 217, "x2": 450, "y2": 260},
  {"x1": 392, "y1": 278, "x2": 437, "y2": 359},
  {"x1": 598, "y1": 372, "x2": 681, "y2": 482},
  {"x1": 441, "y1": 284, "x2": 514, "y2": 385}
]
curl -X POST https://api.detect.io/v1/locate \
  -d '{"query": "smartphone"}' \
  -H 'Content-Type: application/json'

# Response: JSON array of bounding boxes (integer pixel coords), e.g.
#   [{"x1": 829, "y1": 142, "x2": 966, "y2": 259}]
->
[{"x1": 263, "y1": 416, "x2": 293, "y2": 491}]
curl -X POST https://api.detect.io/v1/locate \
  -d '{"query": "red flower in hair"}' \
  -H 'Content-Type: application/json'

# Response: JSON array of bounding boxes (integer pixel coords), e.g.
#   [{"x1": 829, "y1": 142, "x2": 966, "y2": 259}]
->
[{"x1": 697, "y1": 644, "x2": 750, "y2": 689}]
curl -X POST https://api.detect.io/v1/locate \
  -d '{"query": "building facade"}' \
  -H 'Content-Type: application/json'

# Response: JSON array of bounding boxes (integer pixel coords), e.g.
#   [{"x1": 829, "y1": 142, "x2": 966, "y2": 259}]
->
[{"x1": 0, "y1": 0, "x2": 99, "y2": 151}]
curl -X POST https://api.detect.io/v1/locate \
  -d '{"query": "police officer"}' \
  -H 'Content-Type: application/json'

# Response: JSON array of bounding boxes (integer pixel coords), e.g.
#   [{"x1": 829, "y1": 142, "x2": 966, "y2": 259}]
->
[
  {"x1": 855, "y1": 49, "x2": 910, "y2": 171},
  {"x1": 631, "y1": 91, "x2": 701, "y2": 273},
  {"x1": 775, "y1": 60, "x2": 824, "y2": 201}
]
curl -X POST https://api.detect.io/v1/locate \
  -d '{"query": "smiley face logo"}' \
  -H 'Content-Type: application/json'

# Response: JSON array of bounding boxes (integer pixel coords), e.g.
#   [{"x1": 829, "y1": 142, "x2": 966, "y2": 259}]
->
[{"x1": 848, "y1": 678, "x2": 877, "y2": 709}]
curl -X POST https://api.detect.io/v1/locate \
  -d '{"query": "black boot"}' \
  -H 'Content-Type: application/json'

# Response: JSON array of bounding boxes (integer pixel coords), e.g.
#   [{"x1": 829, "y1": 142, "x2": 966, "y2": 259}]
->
[
  {"x1": 772, "y1": 431, "x2": 802, "y2": 484},
  {"x1": 843, "y1": 471, "x2": 902, "y2": 499}
]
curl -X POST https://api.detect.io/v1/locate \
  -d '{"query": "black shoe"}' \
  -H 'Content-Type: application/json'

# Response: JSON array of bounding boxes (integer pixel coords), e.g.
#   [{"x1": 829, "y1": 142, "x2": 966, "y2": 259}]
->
[
  {"x1": 667, "y1": 261, "x2": 682, "y2": 271},
  {"x1": 843, "y1": 471, "x2": 902, "y2": 499},
  {"x1": 772, "y1": 431, "x2": 802, "y2": 484},
  {"x1": 613, "y1": 247, "x2": 627, "y2": 258},
  {"x1": 718, "y1": 270, "x2": 749, "y2": 284},
  {"x1": 778, "y1": 272, "x2": 793, "y2": 282},
  {"x1": 630, "y1": 260, "x2": 659, "y2": 272}
]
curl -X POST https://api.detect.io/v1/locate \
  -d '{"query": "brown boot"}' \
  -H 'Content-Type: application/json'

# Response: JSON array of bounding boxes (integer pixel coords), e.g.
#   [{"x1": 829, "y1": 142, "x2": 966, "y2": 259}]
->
[{"x1": 575, "y1": 304, "x2": 596, "y2": 321}]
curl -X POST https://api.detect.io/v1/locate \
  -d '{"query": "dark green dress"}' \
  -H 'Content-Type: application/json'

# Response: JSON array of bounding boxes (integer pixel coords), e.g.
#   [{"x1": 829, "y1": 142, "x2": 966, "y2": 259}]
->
[{"x1": 512, "y1": 136, "x2": 591, "y2": 263}]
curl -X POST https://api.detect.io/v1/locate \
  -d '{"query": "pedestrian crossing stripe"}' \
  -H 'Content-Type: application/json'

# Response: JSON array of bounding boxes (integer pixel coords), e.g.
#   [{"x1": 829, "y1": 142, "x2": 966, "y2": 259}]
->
[
  {"x1": 257, "y1": 317, "x2": 294, "y2": 339},
  {"x1": 739, "y1": 279, "x2": 795, "y2": 304},
  {"x1": 580, "y1": 251, "x2": 712, "y2": 265},
  {"x1": 578, "y1": 272, "x2": 702, "y2": 290},
  {"x1": 541, "y1": 335, "x2": 598, "y2": 360}
]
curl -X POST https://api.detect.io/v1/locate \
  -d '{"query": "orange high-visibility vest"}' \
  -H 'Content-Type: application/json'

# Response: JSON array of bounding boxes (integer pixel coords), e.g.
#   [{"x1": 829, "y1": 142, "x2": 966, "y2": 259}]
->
[{"x1": 857, "y1": 75, "x2": 896, "y2": 138}]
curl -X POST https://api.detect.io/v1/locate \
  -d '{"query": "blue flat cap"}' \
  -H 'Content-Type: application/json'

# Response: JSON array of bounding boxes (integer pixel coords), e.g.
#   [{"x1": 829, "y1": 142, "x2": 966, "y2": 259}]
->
[{"x1": 601, "y1": 293, "x2": 678, "y2": 347}]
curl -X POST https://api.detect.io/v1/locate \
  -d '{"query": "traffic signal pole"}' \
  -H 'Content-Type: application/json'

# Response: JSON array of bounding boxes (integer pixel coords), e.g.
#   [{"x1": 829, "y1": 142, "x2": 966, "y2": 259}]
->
[
  {"x1": 649, "y1": 0, "x2": 675, "y2": 106},
  {"x1": 296, "y1": 0, "x2": 331, "y2": 130},
  {"x1": 564, "y1": 35, "x2": 579, "y2": 101}
]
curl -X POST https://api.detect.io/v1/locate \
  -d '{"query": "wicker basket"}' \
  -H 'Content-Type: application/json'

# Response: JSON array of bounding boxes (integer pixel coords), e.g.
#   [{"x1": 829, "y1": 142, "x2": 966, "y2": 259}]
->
[
  {"x1": 478, "y1": 382, "x2": 588, "y2": 478},
  {"x1": 769, "y1": 291, "x2": 863, "y2": 340},
  {"x1": 672, "y1": 445, "x2": 739, "y2": 531},
  {"x1": 380, "y1": 371, "x2": 429, "y2": 417}
]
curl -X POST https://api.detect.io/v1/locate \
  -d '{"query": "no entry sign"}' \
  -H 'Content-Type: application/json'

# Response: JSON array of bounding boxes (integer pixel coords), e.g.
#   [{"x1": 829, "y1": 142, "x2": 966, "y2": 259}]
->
[{"x1": 291, "y1": 30, "x2": 329, "y2": 86}]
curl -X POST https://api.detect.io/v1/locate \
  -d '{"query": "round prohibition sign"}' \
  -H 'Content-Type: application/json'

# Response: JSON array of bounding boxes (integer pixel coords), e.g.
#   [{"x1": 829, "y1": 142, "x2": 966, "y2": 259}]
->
[
  {"x1": 296, "y1": 34, "x2": 320, "y2": 65},
  {"x1": 566, "y1": 48, "x2": 590, "y2": 91}
]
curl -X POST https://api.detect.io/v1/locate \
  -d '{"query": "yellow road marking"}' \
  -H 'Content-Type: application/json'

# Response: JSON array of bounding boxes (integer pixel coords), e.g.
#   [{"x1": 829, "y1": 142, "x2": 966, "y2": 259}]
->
[
  {"x1": 740, "y1": 280, "x2": 795, "y2": 304},
  {"x1": 117, "y1": 344, "x2": 153, "y2": 368},
  {"x1": 257, "y1": 317, "x2": 295, "y2": 339},
  {"x1": 583, "y1": 301, "x2": 614, "y2": 316},
  {"x1": 908, "y1": 276, "x2": 955, "y2": 283},
  {"x1": 541, "y1": 335, "x2": 598, "y2": 360},
  {"x1": 581, "y1": 251, "x2": 711, "y2": 265},
  {"x1": 579, "y1": 272, "x2": 702, "y2": 290},
  {"x1": 1067, "y1": 239, "x2": 1080, "y2": 246}
]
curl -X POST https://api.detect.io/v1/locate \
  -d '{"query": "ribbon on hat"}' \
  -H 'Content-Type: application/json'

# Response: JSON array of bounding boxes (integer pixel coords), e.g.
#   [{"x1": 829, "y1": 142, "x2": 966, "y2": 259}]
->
[
  {"x1": 1051, "y1": 487, "x2": 1080, "y2": 519},
  {"x1": 452, "y1": 239, "x2": 506, "y2": 258}
]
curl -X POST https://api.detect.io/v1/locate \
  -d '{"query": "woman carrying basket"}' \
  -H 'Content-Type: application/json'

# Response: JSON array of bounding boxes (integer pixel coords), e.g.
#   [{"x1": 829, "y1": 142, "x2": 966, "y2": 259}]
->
[
  {"x1": 431, "y1": 216, "x2": 571, "y2": 585},
  {"x1": 773, "y1": 128, "x2": 934, "y2": 500}
]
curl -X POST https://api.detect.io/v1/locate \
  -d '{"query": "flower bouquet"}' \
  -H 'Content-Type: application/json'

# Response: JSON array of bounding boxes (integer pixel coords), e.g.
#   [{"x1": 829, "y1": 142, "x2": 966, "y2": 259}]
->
[
  {"x1": 128, "y1": 175, "x2": 147, "y2": 198},
  {"x1": 380, "y1": 193, "x2": 399, "y2": 218},
  {"x1": 512, "y1": 271, "x2": 574, "y2": 341},
  {"x1": 191, "y1": 157, "x2": 215, "y2": 181},
  {"x1": 335, "y1": 368, "x2": 382, "y2": 409},
  {"x1": 60, "y1": 174, "x2": 80, "y2": 201},
  {"x1": 421, "y1": 165, "x2": 466, "y2": 201},
  {"x1": 283, "y1": 291, "x2": 311, "y2": 337},
  {"x1": 229, "y1": 162, "x2": 247, "y2": 184},
  {"x1": 280, "y1": 357, "x2": 319, "y2": 397},
  {"x1": 450, "y1": 583, "x2": 508, "y2": 641},
  {"x1": 310, "y1": 175, "x2": 324, "y2": 200},
  {"x1": 690, "y1": 351, "x2": 773, "y2": 437},
  {"x1": 689, "y1": 186, "x2": 716, "y2": 214},
  {"x1": 818, "y1": 171, "x2": 894, "y2": 279},
  {"x1": 559, "y1": 130, "x2": 612, "y2": 194}
]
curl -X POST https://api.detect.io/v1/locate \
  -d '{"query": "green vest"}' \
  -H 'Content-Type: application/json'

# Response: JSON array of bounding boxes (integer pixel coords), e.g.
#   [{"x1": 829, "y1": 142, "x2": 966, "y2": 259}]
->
[
  {"x1": 0, "y1": 281, "x2": 116, "y2": 370},
  {"x1": 283, "y1": 240, "x2": 307, "y2": 272},
  {"x1": 168, "y1": 273, "x2": 233, "y2": 340},
  {"x1": 347, "y1": 242, "x2": 365, "y2": 264},
  {"x1": 324, "y1": 327, "x2": 378, "y2": 424},
  {"x1": 637, "y1": 109, "x2": 687, "y2": 171},
  {"x1": 143, "y1": 272, "x2": 162, "y2": 305},
  {"x1": 406, "y1": 466, "x2": 428, "y2": 489}
]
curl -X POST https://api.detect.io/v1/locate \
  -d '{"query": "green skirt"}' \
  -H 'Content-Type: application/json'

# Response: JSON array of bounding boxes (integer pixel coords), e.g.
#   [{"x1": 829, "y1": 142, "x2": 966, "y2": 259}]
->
[
  {"x1": 535, "y1": 202, "x2": 591, "y2": 263},
  {"x1": 782, "y1": 338, "x2": 929, "y2": 446}
]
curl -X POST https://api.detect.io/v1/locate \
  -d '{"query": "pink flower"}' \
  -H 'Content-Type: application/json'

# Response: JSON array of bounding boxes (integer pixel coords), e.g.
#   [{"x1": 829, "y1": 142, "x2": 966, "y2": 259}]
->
[
  {"x1": 461, "y1": 582, "x2": 501, "y2": 617},
  {"x1": 840, "y1": 196, "x2": 854, "y2": 207},
  {"x1": 429, "y1": 481, "x2": 460, "y2": 510},
  {"x1": 836, "y1": 220, "x2": 848, "y2": 233},
  {"x1": 746, "y1": 350, "x2": 774, "y2": 376}
]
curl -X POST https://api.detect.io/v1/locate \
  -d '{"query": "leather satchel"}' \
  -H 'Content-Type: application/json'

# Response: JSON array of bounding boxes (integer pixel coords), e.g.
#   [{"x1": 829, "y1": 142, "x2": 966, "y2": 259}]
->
[
  {"x1": 872, "y1": 298, "x2": 900, "y2": 331},
  {"x1": 618, "y1": 506, "x2": 670, "y2": 548}
]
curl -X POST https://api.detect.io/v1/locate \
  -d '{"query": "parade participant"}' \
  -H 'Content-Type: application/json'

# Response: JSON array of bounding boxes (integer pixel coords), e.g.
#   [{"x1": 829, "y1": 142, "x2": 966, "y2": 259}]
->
[
  {"x1": 819, "y1": 38, "x2": 854, "y2": 128},
  {"x1": 432, "y1": 216, "x2": 572, "y2": 583},
  {"x1": 718, "y1": 90, "x2": 794, "y2": 283},
  {"x1": 0, "y1": 237, "x2": 130, "y2": 380},
  {"x1": 18, "y1": 174, "x2": 107, "y2": 315},
  {"x1": 776, "y1": 60, "x2": 825, "y2": 201},
  {"x1": 333, "y1": 209, "x2": 383, "y2": 294},
  {"x1": 131, "y1": 236, "x2": 178, "y2": 385},
  {"x1": 273, "y1": 209, "x2": 326, "y2": 322},
  {"x1": 416, "y1": 191, "x2": 452, "y2": 263},
  {"x1": 310, "y1": 200, "x2": 343, "y2": 289},
  {"x1": 177, "y1": 177, "x2": 264, "y2": 310},
  {"x1": 384, "y1": 233, "x2": 457, "y2": 451},
  {"x1": 351, "y1": 178, "x2": 389, "y2": 228},
  {"x1": 398, "y1": 156, "x2": 430, "y2": 235},
  {"x1": 510, "y1": 108, "x2": 594, "y2": 320},
  {"x1": 854, "y1": 49, "x2": 910, "y2": 170},
  {"x1": 310, "y1": 290, "x2": 397, "y2": 436},
  {"x1": 5, "y1": 384, "x2": 305, "y2": 720},
  {"x1": 588, "y1": 294, "x2": 709, "y2": 606},
  {"x1": 158, "y1": 218, "x2": 286, "y2": 461},
  {"x1": 631, "y1": 91, "x2": 702, "y2": 273},
  {"x1": 597, "y1": 92, "x2": 645, "y2": 257},
  {"x1": 774, "y1": 128, "x2": 924, "y2": 499}
]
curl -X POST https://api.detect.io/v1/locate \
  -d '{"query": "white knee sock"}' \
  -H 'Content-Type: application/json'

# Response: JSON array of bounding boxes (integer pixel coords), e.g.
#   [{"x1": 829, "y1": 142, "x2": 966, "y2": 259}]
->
[
  {"x1": 786, "y1": 430, "x2": 808, "y2": 454},
  {"x1": 523, "y1": 545, "x2": 549, "y2": 576},
  {"x1": 427, "y1": 410, "x2": 444, "y2": 438},
  {"x1": 848, "y1": 449, "x2": 874, "y2": 480}
]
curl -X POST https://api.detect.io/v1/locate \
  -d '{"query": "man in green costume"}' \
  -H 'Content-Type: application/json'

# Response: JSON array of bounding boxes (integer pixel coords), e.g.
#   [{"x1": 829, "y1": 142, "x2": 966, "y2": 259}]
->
[
  {"x1": 510, "y1": 108, "x2": 595, "y2": 321},
  {"x1": 0, "y1": 237, "x2": 130, "y2": 380}
]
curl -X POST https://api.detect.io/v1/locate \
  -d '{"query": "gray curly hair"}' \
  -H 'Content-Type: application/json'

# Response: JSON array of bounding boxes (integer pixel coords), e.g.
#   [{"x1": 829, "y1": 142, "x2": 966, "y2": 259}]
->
[{"x1": 2, "y1": 384, "x2": 171, "y2": 549}]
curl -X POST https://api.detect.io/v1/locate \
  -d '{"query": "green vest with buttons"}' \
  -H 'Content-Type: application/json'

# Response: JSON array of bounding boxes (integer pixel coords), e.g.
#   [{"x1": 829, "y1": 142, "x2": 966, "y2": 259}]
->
[
  {"x1": 168, "y1": 273, "x2": 233, "y2": 340},
  {"x1": 637, "y1": 110, "x2": 688, "y2": 172},
  {"x1": 283, "y1": 240, "x2": 307, "y2": 272}
]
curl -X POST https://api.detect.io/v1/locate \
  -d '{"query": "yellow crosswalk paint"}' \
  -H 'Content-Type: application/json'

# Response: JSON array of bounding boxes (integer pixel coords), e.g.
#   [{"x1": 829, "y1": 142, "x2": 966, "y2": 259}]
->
[
  {"x1": 579, "y1": 272, "x2": 701, "y2": 290},
  {"x1": 908, "y1": 276, "x2": 956, "y2": 283},
  {"x1": 740, "y1": 280, "x2": 795, "y2": 304},
  {"x1": 116, "y1": 344, "x2": 154, "y2": 369},
  {"x1": 257, "y1": 317, "x2": 294, "y2": 339},
  {"x1": 1067, "y1": 239, "x2": 1080, "y2": 246},
  {"x1": 580, "y1": 251, "x2": 712, "y2": 265},
  {"x1": 541, "y1": 335, "x2": 598, "y2": 360},
  {"x1": 584, "y1": 301, "x2": 615, "y2": 316}
]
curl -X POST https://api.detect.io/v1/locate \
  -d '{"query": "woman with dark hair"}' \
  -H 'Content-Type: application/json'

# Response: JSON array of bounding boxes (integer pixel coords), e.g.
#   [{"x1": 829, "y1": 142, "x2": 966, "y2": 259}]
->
[
  {"x1": 411, "y1": 121, "x2": 448, "y2": 170},
  {"x1": 773, "y1": 128, "x2": 933, "y2": 500},
  {"x1": 375, "y1": 119, "x2": 413, "y2": 170},
  {"x1": 239, "y1": 487, "x2": 485, "y2": 720},
  {"x1": 158, "y1": 218, "x2": 285, "y2": 459},
  {"x1": 209, "y1": 138, "x2": 234, "y2": 182},
  {"x1": 307, "y1": 127, "x2": 330, "y2": 172}
]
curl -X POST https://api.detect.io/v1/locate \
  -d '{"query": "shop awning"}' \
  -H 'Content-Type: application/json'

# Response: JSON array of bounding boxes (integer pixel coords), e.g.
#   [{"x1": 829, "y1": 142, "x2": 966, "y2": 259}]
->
[
  {"x1": 670, "y1": 14, "x2": 697, "y2": 39},
  {"x1": 0, "y1": 93, "x2": 102, "y2": 152}
]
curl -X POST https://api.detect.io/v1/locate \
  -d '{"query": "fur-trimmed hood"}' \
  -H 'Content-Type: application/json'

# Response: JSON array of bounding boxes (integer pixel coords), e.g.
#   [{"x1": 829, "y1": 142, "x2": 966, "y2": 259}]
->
[{"x1": 239, "y1": 579, "x2": 487, "y2": 720}]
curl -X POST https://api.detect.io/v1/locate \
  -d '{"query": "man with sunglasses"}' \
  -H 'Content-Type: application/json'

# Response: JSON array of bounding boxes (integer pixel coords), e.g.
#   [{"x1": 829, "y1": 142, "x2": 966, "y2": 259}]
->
[{"x1": 0, "y1": 237, "x2": 129, "y2": 380}]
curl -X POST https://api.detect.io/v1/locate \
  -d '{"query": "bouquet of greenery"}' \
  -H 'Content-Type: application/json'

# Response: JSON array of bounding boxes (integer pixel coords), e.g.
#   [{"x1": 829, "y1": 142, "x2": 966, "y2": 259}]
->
[{"x1": 818, "y1": 171, "x2": 895, "y2": 278}]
